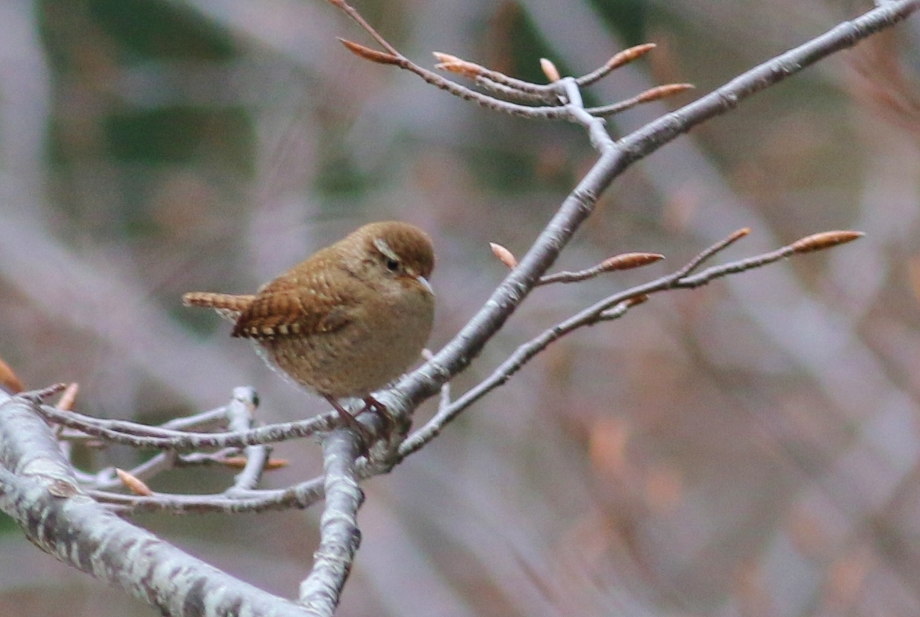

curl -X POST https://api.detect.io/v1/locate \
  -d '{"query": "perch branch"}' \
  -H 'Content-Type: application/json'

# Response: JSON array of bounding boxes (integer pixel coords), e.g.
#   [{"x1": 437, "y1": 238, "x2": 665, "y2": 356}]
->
[{"x1": 396, "y1": 0, "x2": 920, "y2": 415}]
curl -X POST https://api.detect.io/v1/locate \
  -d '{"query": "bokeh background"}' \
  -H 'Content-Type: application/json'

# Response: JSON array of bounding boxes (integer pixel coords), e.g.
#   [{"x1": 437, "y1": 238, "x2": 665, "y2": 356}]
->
[{"x1": 3, "y1": 0, "x2": 920, "y2": 615}]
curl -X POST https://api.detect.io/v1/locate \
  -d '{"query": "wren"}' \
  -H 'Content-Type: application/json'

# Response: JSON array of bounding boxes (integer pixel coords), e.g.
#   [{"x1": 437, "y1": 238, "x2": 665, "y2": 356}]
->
[{"x1": 183, "y1": 221, "x2": 435, "y2": 424}]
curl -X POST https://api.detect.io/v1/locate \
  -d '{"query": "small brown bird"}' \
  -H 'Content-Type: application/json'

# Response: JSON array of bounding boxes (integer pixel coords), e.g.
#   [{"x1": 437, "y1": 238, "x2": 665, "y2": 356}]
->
[{"x1": 183, "y1": 221, "x2": 435, "y2": 424}]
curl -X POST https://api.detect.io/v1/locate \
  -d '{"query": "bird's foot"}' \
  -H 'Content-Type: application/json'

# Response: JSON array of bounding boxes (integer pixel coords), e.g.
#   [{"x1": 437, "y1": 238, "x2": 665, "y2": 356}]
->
[
  {"x1": 361, "y1": 395, "x2": 400, "y2": 438},
  {"x1": 361, "y1": 395, "x2": 389, "y2": 416}
]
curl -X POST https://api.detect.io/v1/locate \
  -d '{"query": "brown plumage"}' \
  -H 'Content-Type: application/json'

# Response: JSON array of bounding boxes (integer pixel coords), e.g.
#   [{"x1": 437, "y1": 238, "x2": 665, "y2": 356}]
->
[{"x1": 183, "y1": 221, "x2": 435, "y2": 421}]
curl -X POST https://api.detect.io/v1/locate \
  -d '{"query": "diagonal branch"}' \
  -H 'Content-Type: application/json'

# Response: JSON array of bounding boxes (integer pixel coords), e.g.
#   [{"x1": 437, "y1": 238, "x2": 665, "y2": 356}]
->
[{"x1": 395, "y1": 0, "x2": 920, "y2": 413}]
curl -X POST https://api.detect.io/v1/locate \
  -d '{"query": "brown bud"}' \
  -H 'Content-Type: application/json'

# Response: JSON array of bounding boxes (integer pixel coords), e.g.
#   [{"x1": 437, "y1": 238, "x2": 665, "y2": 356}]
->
[
  {"x1": 540, "y1": 58, "x2": 561, "y2": 82},
  {"x1": 0, "y1": 356, "x2": 24, "y2": 394},
  {"x1": 433, "y1": 53, "x2": 483, "y2": 78},
  {"x1": 730, "y1": 228, "x2": 752, "y2": 242},
  {"x1": 432, "y1": 52, "x2": 461, "y2": 64},
  {"x1": 116, "y1": 469, "x2": 153, "y2": 496},
  {"x1": 792, "y1": 231, "x2": 864, "y2": 254},
  {"x1": 599, "y1": 252, "x2": 664, "y2": 272},
  {"x1": 490, "y1": 242, "x2": 518, "y2": 269},
  {"x1": 56, "y1": 383, "x2": 79, "y2": 411},
  {"x1": 636, "y1": 83, "x2": 695, "y2": 103},
  {"x1": 607, "y1": 43, "x2": 657, "y2": 70},
  {"x1": 339, "y1": 39, "x2": 400, "y2": 65},
  {"x1": 223, "y1": 456, "x2": 289, "y2": 470}
]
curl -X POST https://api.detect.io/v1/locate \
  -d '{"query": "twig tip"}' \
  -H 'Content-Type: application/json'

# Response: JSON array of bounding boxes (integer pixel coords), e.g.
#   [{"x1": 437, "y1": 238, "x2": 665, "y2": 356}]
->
[
  {"x1": 116, "y1": 468, "x2": 153, "y2": 496},
  {"x1": 608, "y1": 43, "x2": 657, "y2": 70},
  {"x1": 540, "y1": 58, "x2": 561, "y2": 82},
  {"x1": 600, "y1": 252, "x2": 665, "y2": 272},
  {"x1": 792, "y1": 230, "x2": 864, "y2": 254},
  {"x1": 56, "y1": 383, "x2": 80, "y2": 411},
  {"x1": 733, "y1": 228, "x2": 752, "y2": 240},
  {"x1": 223, "y1": 456, "x2": 289, "y2": 470},
  {"x1": 339, "y1": 38, "x2": 400, "y2": 65},
  {"x1": 0, "y1": 356, "x2": 24, "y2": 394},
  {"x1": 434, "y1": 53, "x2": 483, "y2": 78}
]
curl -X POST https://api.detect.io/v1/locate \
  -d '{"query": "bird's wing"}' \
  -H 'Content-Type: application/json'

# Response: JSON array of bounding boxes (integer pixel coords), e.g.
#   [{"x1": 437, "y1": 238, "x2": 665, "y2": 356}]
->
[{"x1": 231, "y1": 266, "x2": 356, "y2": 340}]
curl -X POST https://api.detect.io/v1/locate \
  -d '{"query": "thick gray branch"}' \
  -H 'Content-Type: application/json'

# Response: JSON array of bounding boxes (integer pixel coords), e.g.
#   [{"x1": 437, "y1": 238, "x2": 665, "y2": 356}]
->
[
  {"x1": 298, "y1": 430, "x2": 364, "y2": 614},
  {"x1": 0, "y1": 392, "x2": 309, "y2": 617}
]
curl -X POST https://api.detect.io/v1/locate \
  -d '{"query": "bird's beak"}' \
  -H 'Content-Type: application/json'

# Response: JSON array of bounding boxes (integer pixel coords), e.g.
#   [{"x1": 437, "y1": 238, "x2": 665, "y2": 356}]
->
[{"x1": 416, "y1": 275, "x2": 434, "y2": 296}]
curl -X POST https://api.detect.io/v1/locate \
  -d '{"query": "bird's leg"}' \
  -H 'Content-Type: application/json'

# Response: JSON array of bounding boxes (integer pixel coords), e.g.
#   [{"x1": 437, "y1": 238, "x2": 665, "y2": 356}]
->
[{"x1": 324, "y1": 395, "x2": 373, "y2": 447}]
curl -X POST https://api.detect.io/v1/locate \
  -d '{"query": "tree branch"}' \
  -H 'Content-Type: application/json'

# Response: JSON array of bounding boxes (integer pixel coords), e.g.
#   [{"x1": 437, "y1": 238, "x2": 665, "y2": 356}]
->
[
  {"x1": 298, "y1": 430, "x2": 364, "y2": 615},
  {"x1": 0, "y1": 390, "x2": 309, "y2": 617},
  {"x1": 399, "y1": 230, "x2": 863, "y2": 457},
  {"x1": 396, "y1": 0, "x2": 920, "y2": 411}
]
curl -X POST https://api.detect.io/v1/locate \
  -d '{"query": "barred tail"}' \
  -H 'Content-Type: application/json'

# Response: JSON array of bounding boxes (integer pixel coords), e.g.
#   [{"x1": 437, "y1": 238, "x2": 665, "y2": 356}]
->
[{"x1": 182, "y1": 292, "x2": 255, "y2": 323}]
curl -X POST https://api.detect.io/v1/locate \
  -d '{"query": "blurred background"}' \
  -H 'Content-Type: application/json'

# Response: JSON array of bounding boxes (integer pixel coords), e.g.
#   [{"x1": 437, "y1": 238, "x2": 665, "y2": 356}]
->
[{"x1": 2, "y1": 0, "x2": 920, "y2": 615}]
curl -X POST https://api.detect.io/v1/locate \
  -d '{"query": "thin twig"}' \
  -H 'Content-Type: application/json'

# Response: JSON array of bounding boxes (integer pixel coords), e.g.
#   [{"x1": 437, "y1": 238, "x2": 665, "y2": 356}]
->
[
  {"x1": 340, "y1": 39, "x2": 572, "y2": 119},
  {"x1": 89, "y1": 475, "x2": 327, "y2": 515},
  {"x1": 161, "y1": 405, "x2": 231, "y2": 431},
  {"x1": 585, "y1": 83, "x2": 694, "y2": 117},
  {"x1": 433, "y1": 52, "x2": 558, "y2": 98},
  {"x1": 335, "y1": 1, "x2": 674, "y2": 123},
  {"x1": 36, "y1": 404, "x2": 336, "y2": 450},
  {"x1": 537, "y1": 252, "x2": 664, "y2": 285},
  {"x1": 672, "y1": 228, "x2": 751, "y2": 279},
  {"x1": 399, "y1": 230, "x2": 863, "y2": 457},
  {"x1": 473, "y1": 76, "x2": 558, "y2": 104}
]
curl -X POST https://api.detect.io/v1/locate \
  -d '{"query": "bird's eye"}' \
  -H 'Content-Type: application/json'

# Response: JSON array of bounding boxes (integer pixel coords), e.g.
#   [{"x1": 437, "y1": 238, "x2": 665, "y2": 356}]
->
[{"x1": 386, "y1": 258, "x2": 400, "y2": 272}]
